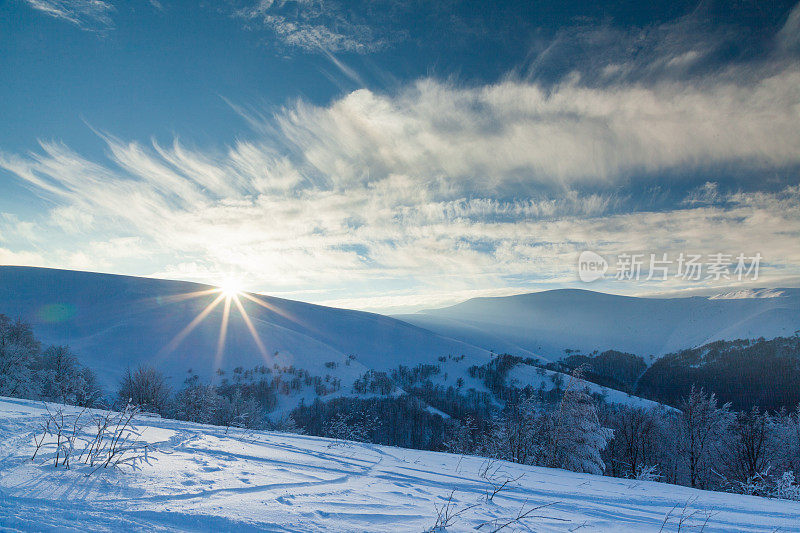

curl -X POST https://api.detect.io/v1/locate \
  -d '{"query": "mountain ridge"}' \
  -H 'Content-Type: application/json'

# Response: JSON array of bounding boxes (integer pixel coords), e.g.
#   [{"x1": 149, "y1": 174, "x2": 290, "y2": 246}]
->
[
  {"x1": 0, "y1": 266, "x2": 494, "y2": 394},
  {"x1": 398, "y1": 287, "x2": 800, "y2": 360}
]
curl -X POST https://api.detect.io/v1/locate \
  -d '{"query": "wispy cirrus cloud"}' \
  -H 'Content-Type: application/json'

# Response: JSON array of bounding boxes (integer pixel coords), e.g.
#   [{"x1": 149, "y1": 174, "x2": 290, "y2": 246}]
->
[
  {"x1": 233, "y1": 0, "x2": 399, "y2": 53},
  {"x1": 2, "y1": 3, "x2": 800, "y2": 311},
  {"x1": 22, "y1": 0, "x2": 115, "y2": 30},
  {"x1": 2, "y1": 57, "x2": 799, "y2": 310}
]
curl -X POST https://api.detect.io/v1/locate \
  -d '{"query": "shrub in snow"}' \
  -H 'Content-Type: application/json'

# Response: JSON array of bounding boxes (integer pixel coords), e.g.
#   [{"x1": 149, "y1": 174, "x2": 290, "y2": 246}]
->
[
  {"x1": 324, "y1": 411, "x2": 375, "y2": 446},
  {"x1": 31, "y1": 403, "x2": 154, "y2": 474},
  {"x1": 634, "y1": 464, "x2": 661, "y2": 482},
  {"x1": 774, "y1": 471, "x2": 800, "y2": 500}
]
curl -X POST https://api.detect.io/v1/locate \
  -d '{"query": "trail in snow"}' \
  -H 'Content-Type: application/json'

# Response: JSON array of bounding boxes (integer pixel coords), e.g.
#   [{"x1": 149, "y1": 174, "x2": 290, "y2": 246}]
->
[{"x1": 1, "y1": 396, "x2": 799, "y2": 532}]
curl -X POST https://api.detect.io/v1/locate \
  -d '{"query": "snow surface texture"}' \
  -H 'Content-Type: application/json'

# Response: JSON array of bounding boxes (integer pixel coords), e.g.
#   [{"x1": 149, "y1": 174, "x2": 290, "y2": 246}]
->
[
  {"x1": 398, "y1": 288, "x2": 800, "y2": 361},
  {"x1": 1, "y1": 397, "x2": 798, "y2": 532}
]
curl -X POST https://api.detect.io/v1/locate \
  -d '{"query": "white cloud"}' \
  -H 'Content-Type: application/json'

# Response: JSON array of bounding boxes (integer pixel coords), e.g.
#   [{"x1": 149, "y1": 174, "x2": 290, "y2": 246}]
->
[
  {"x1": 2, "y1": 64, "x2": 800, "y2": 309},
  {"x1": 279, "y1": 71, "x2": 800, "y2": 187},
  {"x1": 22, "y1": 0, "x2": 114, "y2": 30},
  {"x1": 0, "y1": 247, "x2": 46, "y2": 267}
]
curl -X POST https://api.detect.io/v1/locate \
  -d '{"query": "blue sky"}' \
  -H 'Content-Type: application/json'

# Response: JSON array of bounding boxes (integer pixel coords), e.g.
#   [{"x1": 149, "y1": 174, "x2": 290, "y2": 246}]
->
[{"x1": 1, "y1": 0, "x2": 799, "y2": 312}]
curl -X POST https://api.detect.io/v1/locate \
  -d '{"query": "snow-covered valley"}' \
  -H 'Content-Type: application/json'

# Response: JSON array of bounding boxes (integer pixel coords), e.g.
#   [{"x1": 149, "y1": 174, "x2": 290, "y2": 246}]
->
[{"x1": 1, "y1": 396, "x2": 798, "y2": 532}]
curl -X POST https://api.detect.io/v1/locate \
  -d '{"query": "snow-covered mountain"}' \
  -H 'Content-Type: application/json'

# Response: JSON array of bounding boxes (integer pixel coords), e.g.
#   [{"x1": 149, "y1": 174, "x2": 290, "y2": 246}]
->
[
  {"x1": 1, "y1": 397, "x2": 798, "y2": 532},
  {"x1": 4, "y1": 266, "x2": 793, "y2": 412},
  {"x1": 0, "y1": 266, "x2": 493, "y2": 391},
  {"x1": 0, "y1": 267, "x2": 674, "y2": 412},
  {"x1": 397, "y1": 288, "x2": 800, "y2": 361}
]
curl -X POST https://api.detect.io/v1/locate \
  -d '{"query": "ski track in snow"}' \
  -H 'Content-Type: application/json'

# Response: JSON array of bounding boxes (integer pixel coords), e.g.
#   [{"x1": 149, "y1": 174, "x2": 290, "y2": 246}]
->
[{"x1": 1, "y1": 397, "x2": 799, "y2": 532}]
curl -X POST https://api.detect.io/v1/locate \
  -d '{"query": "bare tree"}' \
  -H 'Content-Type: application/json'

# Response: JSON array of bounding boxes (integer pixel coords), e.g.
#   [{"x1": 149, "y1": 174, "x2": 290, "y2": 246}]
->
[
  {"x1": 723, "y1": 406, "x2": 774, "y2": 483},
  {"x1": 678, "y1": 387, "x2": 733, "y2": 488},
  {"x1": 117, "y1": 365, "x2": 171, "y2": 415},
  {"x1": 602, "y1": 404, "x2": 659, "y2": 478},
  {"x1": 0, "y1": 315, "x2": 40, "y2": 398},
  {"x1": 489, "y1": 396, "x2": 543, "y2": 465}
]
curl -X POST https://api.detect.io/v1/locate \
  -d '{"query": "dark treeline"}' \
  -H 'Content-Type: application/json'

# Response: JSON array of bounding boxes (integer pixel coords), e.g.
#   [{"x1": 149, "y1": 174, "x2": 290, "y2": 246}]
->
[
  {"x1": 596, "y1": 390, "x2": 800, "y2": 497},
  {"x1": 114, "y1": 363, "x2": 343, "y2": 431},
  {"x1": 636, "y1": 336, "x2": 800, "y2": 411},
  {"x1": 527, "y1": 336, "x2": 800, "y2": 413},
  {"x1": 548, "y1": 350, "x2": 647, "y2": 393},
  {"x1": 293, "y1": 395, "x2": 451, "y2": 450}
]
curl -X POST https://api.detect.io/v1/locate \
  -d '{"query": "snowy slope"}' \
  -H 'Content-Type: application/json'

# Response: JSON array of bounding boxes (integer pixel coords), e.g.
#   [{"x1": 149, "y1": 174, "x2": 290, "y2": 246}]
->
[
  {"x1": 1, "y1": 397, "x2": 798, "y2": 532},
  {"x1": 0, "y1": 266, "x2": 492, "y2": 391},
  {"x1": 507, "y1": 365, "x2": 664, "y2": 410},
  {"x1": 397, "y1": 288, "x2": 800, "y2": 361},
  {"x1": 0, "y1": 267, "x2": 674, "y2": 413}
]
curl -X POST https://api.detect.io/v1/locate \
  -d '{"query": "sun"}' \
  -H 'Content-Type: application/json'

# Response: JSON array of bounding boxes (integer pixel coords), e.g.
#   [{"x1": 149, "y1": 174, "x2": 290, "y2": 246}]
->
[
  {"x1": 218, "y1": 277, "x2": 243, "y2": 298},
  {"x1": 163, "y1": 273, "x2": 299, "y2": 370}
]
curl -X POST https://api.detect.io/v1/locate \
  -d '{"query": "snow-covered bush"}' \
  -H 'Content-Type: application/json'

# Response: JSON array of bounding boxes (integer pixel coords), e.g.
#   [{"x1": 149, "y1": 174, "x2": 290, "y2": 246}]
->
[
  {"x1": 0, "y1": 314, "x2": 40, "y2": 398},
  {"x1": 634, "y1": 464, "x2": 661, "y2": 482},
  {"x1": 724, "y1": 469, "x2": 800, "y2": 500},
  {"x1": 31, "y1": 403, "x2": 154, "y2": 474},
  {"x1": 773, "y1": 471, "x2": 800, "y2": 500},
  {"x1": 173, "y1": 374, "x2": 220, "y2": 424},
  {"x1": 324, "y1": 411, "x2": 376, "y2": 446},
  {"x1": 33, "y1": 345, "x2": 103, "y2": 407}
]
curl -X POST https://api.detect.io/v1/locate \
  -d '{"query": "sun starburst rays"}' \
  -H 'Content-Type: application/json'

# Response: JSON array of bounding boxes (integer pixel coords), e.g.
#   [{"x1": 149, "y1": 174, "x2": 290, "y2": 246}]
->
[
  {"x1": 232, "y1": 294, "x2": 269, "y2": 360},
  {"x1": 161, "y1": 292, "x2": 226, "y2": 355},
  {"x1": 158, "y1": 280, "x2": 292, "y2": 375},
  {"x1": 214, "y1": 295, "x2": 232, "y2": 370}
]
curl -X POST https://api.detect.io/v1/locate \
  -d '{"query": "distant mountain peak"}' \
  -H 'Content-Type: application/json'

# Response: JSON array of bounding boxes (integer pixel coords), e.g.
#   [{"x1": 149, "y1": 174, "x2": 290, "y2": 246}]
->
[{"x1": 708, "y1": 288, "x2": 787, "y2": 299}]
